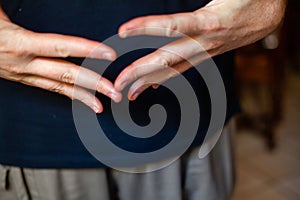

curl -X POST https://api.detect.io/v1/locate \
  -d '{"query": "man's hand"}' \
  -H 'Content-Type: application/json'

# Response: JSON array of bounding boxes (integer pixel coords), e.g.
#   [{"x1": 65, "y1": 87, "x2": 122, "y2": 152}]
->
[
  {"x1": 0, "y1": 8, "x2": 122, "y2": 113},
  {"x1": 114, "y1": 0, "x2": 286, "y2": 100}
]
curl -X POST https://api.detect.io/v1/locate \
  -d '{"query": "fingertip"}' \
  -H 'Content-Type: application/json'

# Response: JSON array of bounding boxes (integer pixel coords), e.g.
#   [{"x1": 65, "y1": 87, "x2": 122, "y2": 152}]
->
[
  {"x1": 128, "y1": 86, "x2": 141, "y2": 101},
  {"x1": 152, "y1": 84, "x2": 160, "y2": 89},
  {"x1": 130, "y1": 93, "x2": 139, "y2": 101},
  {"x1": 103, "y1": 52, "x2": 117, "y2": 61},
  {"x1": 118, "y1": 24, "x2": 129, "y2": 38},
  {"x1": 118, "y1": 20, "x2": 140, "y2": 38},
  {"x1": 128, "y1": 94, "x2": 136, "y2": 101},
  {"x1": 93, "y1": 103, "x2": 103, "y2": 114},
  {"x1": 111, "y1": 92, "x2": 123, "y2": 103},
  {"x1": 118, "y1": 30, "x2": 128, "y2": 39},
  {"x1": 91, "y1": 45, "x2": 117, "y2": 61},
  {"x1": 96, "y1": 108, "x2": 103, "y2": 114}
]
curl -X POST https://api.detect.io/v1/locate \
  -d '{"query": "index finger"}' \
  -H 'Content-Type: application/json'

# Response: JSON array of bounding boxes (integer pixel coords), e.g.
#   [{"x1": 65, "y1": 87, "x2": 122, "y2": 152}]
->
[
  {"x1": 114, "y1": 36, "x2": 205, "y2": 91},
  {"x1": 25, "y1": 31, "x2": 117, "y2": 60},
  {"x1": 118, "y1": 12, "x2": 201, "y2": 38}
]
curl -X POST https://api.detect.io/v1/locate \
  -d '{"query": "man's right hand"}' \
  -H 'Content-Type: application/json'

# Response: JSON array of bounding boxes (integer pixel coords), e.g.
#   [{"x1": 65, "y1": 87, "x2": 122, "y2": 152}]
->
[{"x1": 0, "y1": 7, "x2": 122, "y2": 113}]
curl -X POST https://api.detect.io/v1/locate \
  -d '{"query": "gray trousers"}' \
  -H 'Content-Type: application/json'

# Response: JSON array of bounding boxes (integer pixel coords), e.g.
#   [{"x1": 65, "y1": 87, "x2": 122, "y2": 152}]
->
[{"x1": 0, "y1": 121, "x2": 235, "y2": 200}]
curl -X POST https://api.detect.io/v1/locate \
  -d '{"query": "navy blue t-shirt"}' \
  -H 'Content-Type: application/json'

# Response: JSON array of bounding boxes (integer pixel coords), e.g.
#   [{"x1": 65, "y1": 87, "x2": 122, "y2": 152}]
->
[{"x1": 0, "y1": 0, "x2": 239, "y2": 168}]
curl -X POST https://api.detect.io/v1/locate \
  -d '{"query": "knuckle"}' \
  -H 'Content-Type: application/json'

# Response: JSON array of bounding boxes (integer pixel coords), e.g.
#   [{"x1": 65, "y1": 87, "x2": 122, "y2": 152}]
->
[
  {"x1": 60, "y1": 71, "x2": 74, "y2": 84},
  {"x1": 13, "y1": 74, "x2": 26, "y2": 82},
  {"x1": 0, "y1": 40, "x2": 29, "y2": 58},
  {"x1": 14, "y1": 32, "x2": 32, "y2": 58},
  {"x1": 166, "y1": 16, "x2": 178, "y2": 36},
  {"x1": 208, "y1": 19, "x2": 222, "y2": 32},
  {"x1": 158, "y1": 52, "x2": 172, "y2": 69},
  {"x1": 1, "y1": 71, "x2": 25, "y2": 82},
  {"x1": 1, "y1": 64, "x2": 12, "y2": 72},
  {"x1": 187, "y1": 13, "x2": 202, "y2": 34},
  {"x1": 0, "y1": 27, "x2": 30, "y2": 58},
  {"x1": 195, "y1": 12, "x2": 224, "y2": 33},
  {"x1": 50, "y1": 83, "x2": 66, "y2": 94},
  {"x1": 0, "y1": 43, "x2": 9, "y2": 55},
  {"x1": 131, "y1": 69, "x2": 139, "y2": 81},
  {"x1": 54, "y1": 44, "x2": 70, "y2": 58},
  {"x1": 97, "y1": 79, "x2": 112, "y2": 96},
  {"x1": 165, "y1": 15, "x2": 179, "y2": 37},
  {"x1": 15, "y1": 45, "x2": 30, "y2": 58},
  {"x1": 169, "y1": 21, "x2": 178, "y2": 32},
  {"x1": 96, "y1": 81, "x2": 105, "y2": 93},
  {"x1": 6, "y1": 65, "x2": 23, "y2": 74}
]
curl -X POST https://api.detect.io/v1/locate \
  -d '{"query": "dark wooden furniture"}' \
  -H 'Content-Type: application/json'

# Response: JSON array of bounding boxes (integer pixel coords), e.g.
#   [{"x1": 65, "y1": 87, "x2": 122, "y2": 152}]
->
[{"x1": 235, "y1": 31, "x2": 285, "y2": 150}]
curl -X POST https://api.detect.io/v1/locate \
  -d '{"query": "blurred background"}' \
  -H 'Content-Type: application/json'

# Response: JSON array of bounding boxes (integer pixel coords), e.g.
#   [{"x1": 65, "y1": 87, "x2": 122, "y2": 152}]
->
[{"x1": 232, "y1": 1, "x2": 300, "y2": 199}]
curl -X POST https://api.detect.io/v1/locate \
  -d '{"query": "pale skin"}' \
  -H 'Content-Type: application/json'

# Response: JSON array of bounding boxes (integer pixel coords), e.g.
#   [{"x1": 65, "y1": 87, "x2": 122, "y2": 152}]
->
[
  {"x1": 0, "y1": 0, "x2": 286, "y2": 112},
  {"x1": 0, "y1": 7, "x2": 122, "y2": 113},
  {"x1": 115, "y1": 0, "x2": 287, "y2": 100}
]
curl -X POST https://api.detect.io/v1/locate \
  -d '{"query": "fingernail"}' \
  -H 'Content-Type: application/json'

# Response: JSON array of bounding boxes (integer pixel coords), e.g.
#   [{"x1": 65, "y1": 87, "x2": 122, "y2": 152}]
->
[
  {"x1": 103, "y1": 52, "x2": 114, "y2": 60},
  {"x1": 93, "y1": 105, "x2": 102, "y2": 113},
  {"x1": 110, "y1": 93, "x2": 117, "y2": 101},
  {"x1": 109, "y1": 92, "x2": 121, "y2": 103},
  {"x1": 119, "y1": 31, "x2": 128, "y2": 38},
  {"x1": 130, "y1": 92, "x2": 139, "y2": 101},
  {"x1": 152, "y1": 84, "x2": 160, "y2": 89}
]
